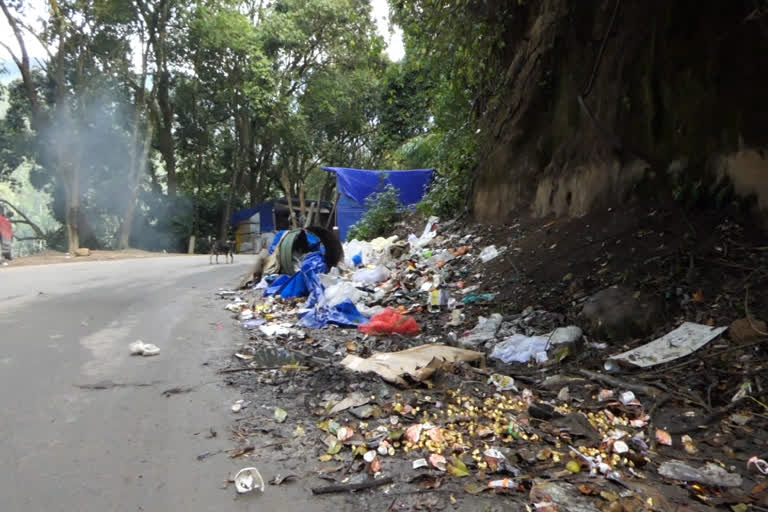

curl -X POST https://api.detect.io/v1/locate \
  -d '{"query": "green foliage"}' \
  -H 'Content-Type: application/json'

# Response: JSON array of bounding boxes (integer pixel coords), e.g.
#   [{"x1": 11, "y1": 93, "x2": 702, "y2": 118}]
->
[{"x1": 347, "y1": 184, "x2": 402, "y2": 241}]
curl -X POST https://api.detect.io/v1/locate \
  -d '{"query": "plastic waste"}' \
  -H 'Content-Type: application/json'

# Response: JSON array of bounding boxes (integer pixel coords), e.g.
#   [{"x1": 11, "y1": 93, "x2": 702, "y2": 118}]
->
[
  {"x1": 488, "y1": 478, "x2": 516, "y2": 489},
  {"x1": 129, "y1": 340, "x2": 160, "y2": 357},
  {"x1": 234, "y1": 467, "x2": 266, "y2": 494},
  {"x1": 490, "y1": 334, "x2": 549, "y2": 363},
  {"x1": 460, "y1": 313, "x2": 502, "y2": 348},
  {"x1": 356, "y1": 304, "x2": 385, "y2": 317},
  {"x1": 351, "y1": 252, "x2": 363, "y2": 267},
  {"x1": 358, "y1": 309, "x2": 420, "y2": 336},
  {"x1": 274, "y1": 407, "x2": 288, "y2": 423},
  {"x1": 242, "y1": 319, "x2": 267, "y2": 329},
  {"x1": 352, "y1": 266, "x2": 390, "y2": 284},
  {"x1": 129, "y1": 340, "x2": 146, "y2": 355},
  {"x1": 408, "y1": 216, "x2": 439, "y2": 249},
  {"x1": 259, "y1": 323, "x2": 292, "y2": 337},
  {"x1": 479, "y1": 245, "x2": 503, "y2": 263},
  {"x1": 658, "y1": 460, "x2": 743, "y2": 487},
  {"x1": 489, "y1": 325, "x2": 582, "y2": 363},
  {"x1": 427, "y1": 289, "x2": 449, "y2": 312},
  {"x1": 489, "y1": 374, "x2": 517, "y2": 392},
  {"x1": 483, "y1": 448, "x2": 522, "y2": 476},
  {"x1": 747, "y1": 456, "x2": 768, "y2": 475},
  {"x1": 299, "y1": 299, "x2": 367, "y2": 329},
  {"x1": 324, "y1": 281, "x2": 369, "y2": 308},
  {"x1": 461, "y1": 293, "x2": 495, "y2": 304},
  {"x1": 607, "y1": 322, "x2": 726, "y2": 369},
  {"x1": 425, "y1": 250, "x2": 454, "y2": 267},
  {"x1": 370, "y1": 235, "x2": 398, "y2": 253},
  {"x1": 447, "y1": 308, "x2": 464, "y2": 326}
]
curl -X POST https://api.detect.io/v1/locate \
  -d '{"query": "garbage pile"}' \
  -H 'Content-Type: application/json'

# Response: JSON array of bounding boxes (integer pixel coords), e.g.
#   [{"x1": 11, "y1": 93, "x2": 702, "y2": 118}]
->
[{"x1": 216, "y1": 217, "x2": 768, "y2": 510}]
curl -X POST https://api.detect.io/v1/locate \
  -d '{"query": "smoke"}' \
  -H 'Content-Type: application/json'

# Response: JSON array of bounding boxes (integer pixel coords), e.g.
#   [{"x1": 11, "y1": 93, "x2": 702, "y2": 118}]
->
[{"x1": 35, "y1": 86, "x2": 190, "y2": 252}]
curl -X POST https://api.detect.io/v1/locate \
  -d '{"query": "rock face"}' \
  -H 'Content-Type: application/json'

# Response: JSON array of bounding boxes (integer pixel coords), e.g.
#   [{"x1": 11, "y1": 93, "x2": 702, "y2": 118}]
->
[
  {"x1": 470, "y1": 2, "x2": 768, "y2": 223},
  {"x1": 582, "y1": 286, "x2": 660, "y2": 342}
]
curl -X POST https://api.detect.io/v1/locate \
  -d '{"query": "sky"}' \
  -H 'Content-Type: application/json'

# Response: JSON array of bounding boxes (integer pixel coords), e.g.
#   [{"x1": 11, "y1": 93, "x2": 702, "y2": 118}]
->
[{"x1": 0, "y1": 0, "x2": 404, "y2": 68}]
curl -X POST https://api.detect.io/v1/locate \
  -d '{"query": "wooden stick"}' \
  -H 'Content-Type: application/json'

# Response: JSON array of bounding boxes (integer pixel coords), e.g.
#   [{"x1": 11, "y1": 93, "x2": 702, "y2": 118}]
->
[
  {"x1": 311, "y1": 476, "x2": 393, "y2": 495},
  {"x1": 578, "y1": 369, "x2": 664, "y2": 397},
  {"x1": 217, "y1": 366, "x2": 282, "y2": 374}
]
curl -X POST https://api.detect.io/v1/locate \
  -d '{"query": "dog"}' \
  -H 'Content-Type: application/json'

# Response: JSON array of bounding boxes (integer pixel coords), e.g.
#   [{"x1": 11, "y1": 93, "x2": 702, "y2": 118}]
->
[{"x1": 209, "y1": 237, "x2": 235, "y2": 264}]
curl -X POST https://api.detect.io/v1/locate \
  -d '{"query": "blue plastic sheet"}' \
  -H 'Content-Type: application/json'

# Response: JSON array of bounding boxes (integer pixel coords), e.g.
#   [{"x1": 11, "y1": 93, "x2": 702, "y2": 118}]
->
[
  {"x1": 269, "y1": 230, "x2": 287, "y2": 255},
  {"x1": 231, "y1": 202, "x2": 275, "y2": 231},
  {"x1": 264, "y1": 275, "x2": 290, "y2": 296},
  {"x1": 299, "y1": 299, "x2": 367, "y2": 328},
  {"x1": 322, "y1": 167, "x2": 435, "y2": 205},
  {"x1": 263, "y1": 246, "x2": 367, "y2": 329},
  {"x1": 352, "y1": 252, "x2": 363, "y2": 267},
  {"x1": 322, "y1": 167, "x2": 434, "y2": 241}
]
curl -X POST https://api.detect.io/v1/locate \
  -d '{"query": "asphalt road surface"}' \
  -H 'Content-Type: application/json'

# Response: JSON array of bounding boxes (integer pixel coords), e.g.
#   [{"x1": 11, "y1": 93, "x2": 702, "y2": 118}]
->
[{"x1": 0, "y1": 256, "x2": 341, "y2": 511}]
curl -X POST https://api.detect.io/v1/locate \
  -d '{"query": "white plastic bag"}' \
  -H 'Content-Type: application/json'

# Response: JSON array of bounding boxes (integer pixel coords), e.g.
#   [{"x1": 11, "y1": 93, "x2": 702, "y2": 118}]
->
[
  {"x1": 460, "y1": 313, "x2": 503, "y2": 347},
  {"x1": 352, "y1": 266, "x2": 390, "y2": 284},
  {"x1": 324, "y1": 282, "x2": 370, "y2": 307},
  {"x1": 479, "y1": 245, "x2": 504, "y2": 263}
]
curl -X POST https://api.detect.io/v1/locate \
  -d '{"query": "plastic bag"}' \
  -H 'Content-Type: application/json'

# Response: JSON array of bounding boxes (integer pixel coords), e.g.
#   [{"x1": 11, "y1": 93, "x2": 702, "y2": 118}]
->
[
  {"x1": 460, "y1": 313, "x2": 503, "y2": 347},
  {"x1": 490, "y1": 334, "x2": 549, "y2": 364},
  {"x1": 352, "y1": 266, "x2": 390, "y2": 284},
  {"x1": 324, "y1": 281, "x2": 370, "y2": 307},
  {"x1": 408, "y1": 216, "x2": 439, "y2": 249},
  {"x1": 479, "y1": 245, "x2": 503, "y2": 263},
  {"x1": 359, "y1": 309, "x2": 420, "y2": 335},
  {"x1": 299, "y1": 299, "x2": 367, "y2": 328}
]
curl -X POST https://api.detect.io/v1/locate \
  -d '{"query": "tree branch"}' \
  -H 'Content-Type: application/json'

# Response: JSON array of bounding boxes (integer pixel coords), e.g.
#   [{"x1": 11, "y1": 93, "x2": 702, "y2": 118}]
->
[{"x1": 0, "y1": 199, "x2": 46, "y2": 239}]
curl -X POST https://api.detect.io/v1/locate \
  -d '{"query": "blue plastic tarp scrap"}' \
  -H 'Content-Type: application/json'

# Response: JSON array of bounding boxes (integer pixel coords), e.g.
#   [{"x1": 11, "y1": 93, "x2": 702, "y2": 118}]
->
[
  {"x1": 262, "y1": 250, "x2": 367, "y2": 328},
  {"x1": 269, "y1": 230, "x2": 287, "y2": 254},
  {"x1": 299, "y1": 299, "x2": 366, "y2": 328}
]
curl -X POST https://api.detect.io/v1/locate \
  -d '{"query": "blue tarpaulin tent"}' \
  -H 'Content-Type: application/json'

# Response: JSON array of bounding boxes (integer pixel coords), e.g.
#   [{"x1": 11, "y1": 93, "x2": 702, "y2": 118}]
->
[
  {"x1": 231, "y1": 198, "x2": 333, "y2": 231},
  {"x1": 322, "y1": 167, "x2": 435, "y2": 241},
  {"x1": 232, "y1": 202, "x2": 275, "y2": 232}
]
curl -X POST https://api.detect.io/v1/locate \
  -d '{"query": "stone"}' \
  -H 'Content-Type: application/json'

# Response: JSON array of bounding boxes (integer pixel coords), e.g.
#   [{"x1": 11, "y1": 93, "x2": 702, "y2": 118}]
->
[
  {"x1": 729, "y1": 317, "x2": 767, "y2": 343},
  {"x1": 529, "y1": 481, "x2": 600, "y2": 512},
  {"x1": 582, "y1": 286, "x2": 660, "y2": 342},
  {"x1": 74, "y1": 248, "x2": 91, "y2": 257}
]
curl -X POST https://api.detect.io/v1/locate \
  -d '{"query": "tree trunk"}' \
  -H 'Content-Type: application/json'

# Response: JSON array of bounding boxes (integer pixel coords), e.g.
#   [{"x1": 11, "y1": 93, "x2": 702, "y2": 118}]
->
[
  {"x1": 118, "y1": 123, "x2": 153, "y2": 249},
  {"x1": 221, "y1": 163, "x2": 241, "y2": 240},
  {"x1": 280, "y1": 169, "x2": 297, "y2": 229},
  {"x1": 64, "y1": 171, "x2": 80, "y2": 252}
]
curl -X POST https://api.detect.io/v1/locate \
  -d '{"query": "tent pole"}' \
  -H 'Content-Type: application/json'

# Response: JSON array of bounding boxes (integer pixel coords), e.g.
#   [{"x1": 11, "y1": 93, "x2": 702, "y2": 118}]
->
[{"x1": 326, "y1": 193, "x2": 340, "y2": 230}]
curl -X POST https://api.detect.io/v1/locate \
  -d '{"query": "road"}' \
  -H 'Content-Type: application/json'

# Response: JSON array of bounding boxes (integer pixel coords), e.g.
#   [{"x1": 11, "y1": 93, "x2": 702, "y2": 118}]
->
[{"x1": 0, "y1": 256, "x2": 342, "y2": 511}]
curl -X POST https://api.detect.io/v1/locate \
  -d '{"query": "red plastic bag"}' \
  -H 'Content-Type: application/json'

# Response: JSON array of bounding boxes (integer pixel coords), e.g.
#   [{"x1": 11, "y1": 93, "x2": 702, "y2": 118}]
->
[{"x1": 359, "y1": 309, "x2": 420, "y2": 336}]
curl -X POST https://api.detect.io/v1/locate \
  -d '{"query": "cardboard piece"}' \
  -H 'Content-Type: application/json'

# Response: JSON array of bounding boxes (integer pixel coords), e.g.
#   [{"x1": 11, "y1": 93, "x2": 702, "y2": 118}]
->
[{"x1": 340, "y1": 343, "x2": 485, "y2": 386}]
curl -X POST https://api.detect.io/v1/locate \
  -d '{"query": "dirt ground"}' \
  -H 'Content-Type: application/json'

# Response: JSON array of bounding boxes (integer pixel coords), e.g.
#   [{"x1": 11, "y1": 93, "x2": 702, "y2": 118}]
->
[
  {"x1": 213, "y1": 202, "x2": 768, "y2": 511},
  {"x1": 2, "y1": 249, "x2": 182, "y2": 268}
]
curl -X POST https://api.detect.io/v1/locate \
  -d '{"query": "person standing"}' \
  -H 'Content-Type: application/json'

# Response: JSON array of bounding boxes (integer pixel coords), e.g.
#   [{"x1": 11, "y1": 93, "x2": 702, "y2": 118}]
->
[{"x1": 0, "y1": 208, "x2": 14, "y2": 265}]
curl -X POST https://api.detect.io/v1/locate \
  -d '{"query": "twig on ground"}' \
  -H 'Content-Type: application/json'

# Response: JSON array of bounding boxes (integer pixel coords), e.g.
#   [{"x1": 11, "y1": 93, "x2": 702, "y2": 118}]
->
[
  {"x1": 218, "y1": 366, "x2": 282, "y2": 374},
  {"x1": 311, "y1": 476, "x2": 394, "y2": 495},
  {"x1": 578, "y1": 369, "x2": 664, "y2": 397},
  {"x1": 667, "y1": 398, "x2": 747, "y2": 435}
]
